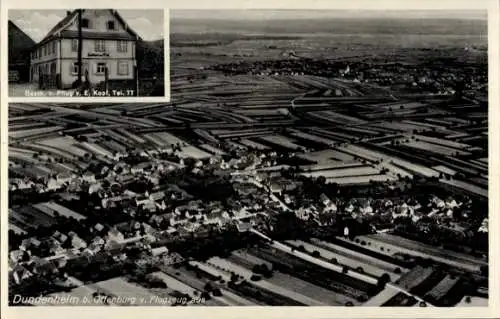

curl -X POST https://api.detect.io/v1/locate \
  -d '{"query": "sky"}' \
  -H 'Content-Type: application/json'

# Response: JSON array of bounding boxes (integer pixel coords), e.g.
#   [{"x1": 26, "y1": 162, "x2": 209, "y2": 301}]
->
[
  {"x1": 9, "y1": 9, "x2": 164, "y2": 42},
  {"x1": 171, "y1": 9, "x2": 487, "y2": 21}
]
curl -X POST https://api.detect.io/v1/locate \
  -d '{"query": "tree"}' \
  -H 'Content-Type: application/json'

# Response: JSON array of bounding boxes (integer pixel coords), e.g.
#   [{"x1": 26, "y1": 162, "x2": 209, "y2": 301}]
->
[
  {"x1": 345, "y1": 301, "x2": 354, "y2": 306},
  {"x1": 394, "y1": 267, "x2": 402, "y2": 274},
  {"x1": 230, "y1": 273, "x2": 239, "y2": 283},
  {"x1": 204, "y1": 282, "x2": 213, "y2": 292},
  {"x1": 212, "y1": 288, "x2": 222, "y2": 297},
  {"x1": 378, "y1": 273, "x2": 391, "y2": 287},
  {"x1": 252, "y1": 264, "x2": 262, "y2": 274},
  {"x1": 480, "y1": 265, "x2": 488, "y2": 277},
  {"x1": 311, "y1": 250, "x2": 321, "y2": 258},
  {"x1": 317, "y1": 176, "x2": 326, "y2": 186},
  {"x1": 200, "y1": 291, "x2": 211, "y2": 300}
]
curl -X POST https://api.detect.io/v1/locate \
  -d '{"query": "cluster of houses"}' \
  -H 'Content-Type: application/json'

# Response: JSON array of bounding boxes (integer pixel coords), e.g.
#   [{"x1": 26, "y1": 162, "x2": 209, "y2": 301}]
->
[
  {"x1": 9, "y1": 134, "x2": 487, "y2": 288},
  {"x1": 8, "y1": 219, "x2": 168, "y2": 285},
  {"x1": 8, "y1": 162, "x2": 278, "y2": 286}
]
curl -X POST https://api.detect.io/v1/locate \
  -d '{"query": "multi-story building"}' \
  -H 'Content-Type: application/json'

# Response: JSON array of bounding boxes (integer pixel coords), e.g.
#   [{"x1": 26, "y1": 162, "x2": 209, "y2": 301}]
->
[{"x1": 30, "y1": 9, "x2": 139, "y2": 89}]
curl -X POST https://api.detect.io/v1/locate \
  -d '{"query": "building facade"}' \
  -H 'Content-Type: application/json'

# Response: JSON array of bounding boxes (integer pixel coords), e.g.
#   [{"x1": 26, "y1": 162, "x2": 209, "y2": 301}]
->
[{"x1": 30, "y1": 9, "x2": 139, "y2": 89}]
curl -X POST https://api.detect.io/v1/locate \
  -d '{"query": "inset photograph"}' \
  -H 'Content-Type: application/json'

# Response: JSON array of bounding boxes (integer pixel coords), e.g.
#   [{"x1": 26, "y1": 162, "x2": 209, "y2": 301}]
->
[{"x1": 8, "y1": 9, "x2": 165, "y2": 97}]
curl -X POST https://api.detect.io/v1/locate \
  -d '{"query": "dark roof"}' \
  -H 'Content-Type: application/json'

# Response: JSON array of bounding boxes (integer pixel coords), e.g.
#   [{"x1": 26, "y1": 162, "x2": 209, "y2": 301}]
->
[
  {"x1": 8, "y1": 20, "x2": 35, "y2": 51},
  {"x1": 8, "y1": 20, "x2": 35, "y2": 64},
  {"x1": 36, "y1": 9, "x2": 141, "y2": 47},
  {"x1": 43, "y1": 11, "x2": 78, "y2": 42},
  {"x1": 59, "y1": 30, "x2": 137, "y2": 41}
]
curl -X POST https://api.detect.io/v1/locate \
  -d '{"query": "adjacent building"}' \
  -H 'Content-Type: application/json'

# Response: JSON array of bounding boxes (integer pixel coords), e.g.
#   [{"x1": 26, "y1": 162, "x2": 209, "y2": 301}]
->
[
  {"x1": 30, "y1": 9, "x2": 139, "y2": 89},
  {"x1": 8, "y1": 21, "x2": 35, "y2": 83}
]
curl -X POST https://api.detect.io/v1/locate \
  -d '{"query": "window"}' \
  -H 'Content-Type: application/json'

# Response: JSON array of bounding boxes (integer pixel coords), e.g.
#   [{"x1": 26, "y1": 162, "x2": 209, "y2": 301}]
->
[
  {"x1": 71, "y1": 62, "x2": 79, "y2": 75},
  {"x1": 107, "y1": 21, "x2": 115, "y2": 30},
  {"x1": 50, "y1": 62, "x2": 56, "y2": 74},
  {"x1": 52, "y1": 41, "x2": 56, "y2": 54},
  {"x1": 81, "y1": 18, "x2": 90, "y2": 28},
  {"x1": 42, "y1": 45, "x2": 46, "y2": 56},
  {"x1": 117, "y1": 40, "x2": 127, "y2": 53},
  {"x1": 72, "y1": 62, "x2": 88, "y2": 76},
  {"x1": 72, "y1": 39, "x2": 78, "y2": 52},
  {"x1": 95, "y1": 40, "x2": 106, "y2": 52},
  {"x1": 96, "y1": 62, "x2": 107, "y2": 75},
  {"x1": 117, "y1": 61, "x2": 129, "y2": 75}
]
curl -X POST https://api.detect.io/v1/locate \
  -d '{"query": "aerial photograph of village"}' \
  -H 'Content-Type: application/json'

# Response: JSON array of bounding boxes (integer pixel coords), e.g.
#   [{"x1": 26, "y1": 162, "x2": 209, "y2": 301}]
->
[{"x1": 7, "y1": 9, "x2": 488, "y2": 307}]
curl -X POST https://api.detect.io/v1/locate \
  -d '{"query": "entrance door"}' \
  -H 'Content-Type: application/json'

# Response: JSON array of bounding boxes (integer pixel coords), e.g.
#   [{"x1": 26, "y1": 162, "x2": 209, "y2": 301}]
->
[{"x1": 83, "y1": 63, "x2": 90, "y2": 83}]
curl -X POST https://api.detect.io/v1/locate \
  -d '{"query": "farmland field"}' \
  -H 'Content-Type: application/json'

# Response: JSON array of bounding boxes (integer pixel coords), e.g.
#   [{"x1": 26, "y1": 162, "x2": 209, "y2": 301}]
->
[
  {"x1": 177, "y1": 146, "x2": 212, "y2": 159},
  {"x1": 310, "y1": 238, "x2": 408, "y2": 276},
  {"x1": 286, "y1": 240, "x2": 397, "y2": 280},
  {"x1": 358, "y1": 233, "x2": 487, "y2": 273},
  {"x1": 258, "y1": 135, "x2": 305, "y2": 150},
  {"x1": 33, "y1": 202, "x2": 86, "y2": 221},
  {"x1": 403, "y1": 140, "x2": 471, "y2": 156},
  {"x1": 326, "y1": 174, "x2": 396, "y2": 185},
  {"x1": 297, "y1": 150, "x2": 355, "y2": 163},
  {"x1": 301, "y1": 166, "x2": 380, "y2": 179}
]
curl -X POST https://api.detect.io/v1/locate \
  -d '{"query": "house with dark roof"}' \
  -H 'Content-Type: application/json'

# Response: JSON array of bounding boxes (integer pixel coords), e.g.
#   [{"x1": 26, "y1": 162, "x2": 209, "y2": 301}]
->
[
  {"x1": 30, "y1": 9, "x2": 140, "y2": 89},
  {"x1": 8, "y1": 21, "x2": 36, "y2": 83},
  {"x1": 10, "y1": 265, "x2": 33, "y2": 284}
]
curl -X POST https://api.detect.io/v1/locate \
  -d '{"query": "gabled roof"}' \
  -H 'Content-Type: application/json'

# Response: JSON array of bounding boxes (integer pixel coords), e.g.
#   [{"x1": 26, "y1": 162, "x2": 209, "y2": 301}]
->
[
  {"x1": 36, "y1": 9, "x2": 141, "y2": 47},
  {"x1": 8, "y1": 20, "x2": 35, "y2": 63}
]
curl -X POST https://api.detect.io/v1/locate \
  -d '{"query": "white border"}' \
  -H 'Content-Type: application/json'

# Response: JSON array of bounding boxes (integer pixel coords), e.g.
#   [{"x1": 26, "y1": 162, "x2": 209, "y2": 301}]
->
[{"x1": 1, "y1": 0, "x2": 499, "y2": 318}]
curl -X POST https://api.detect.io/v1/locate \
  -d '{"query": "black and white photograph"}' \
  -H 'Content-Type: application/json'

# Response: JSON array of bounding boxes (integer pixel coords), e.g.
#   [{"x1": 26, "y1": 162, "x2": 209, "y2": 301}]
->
[
  {"x1": 5, "y1": 5, "x2": 493, "y2": 311},
  {"x1": 8, "y1": 9, "x2": 165, "y2": 97}
]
